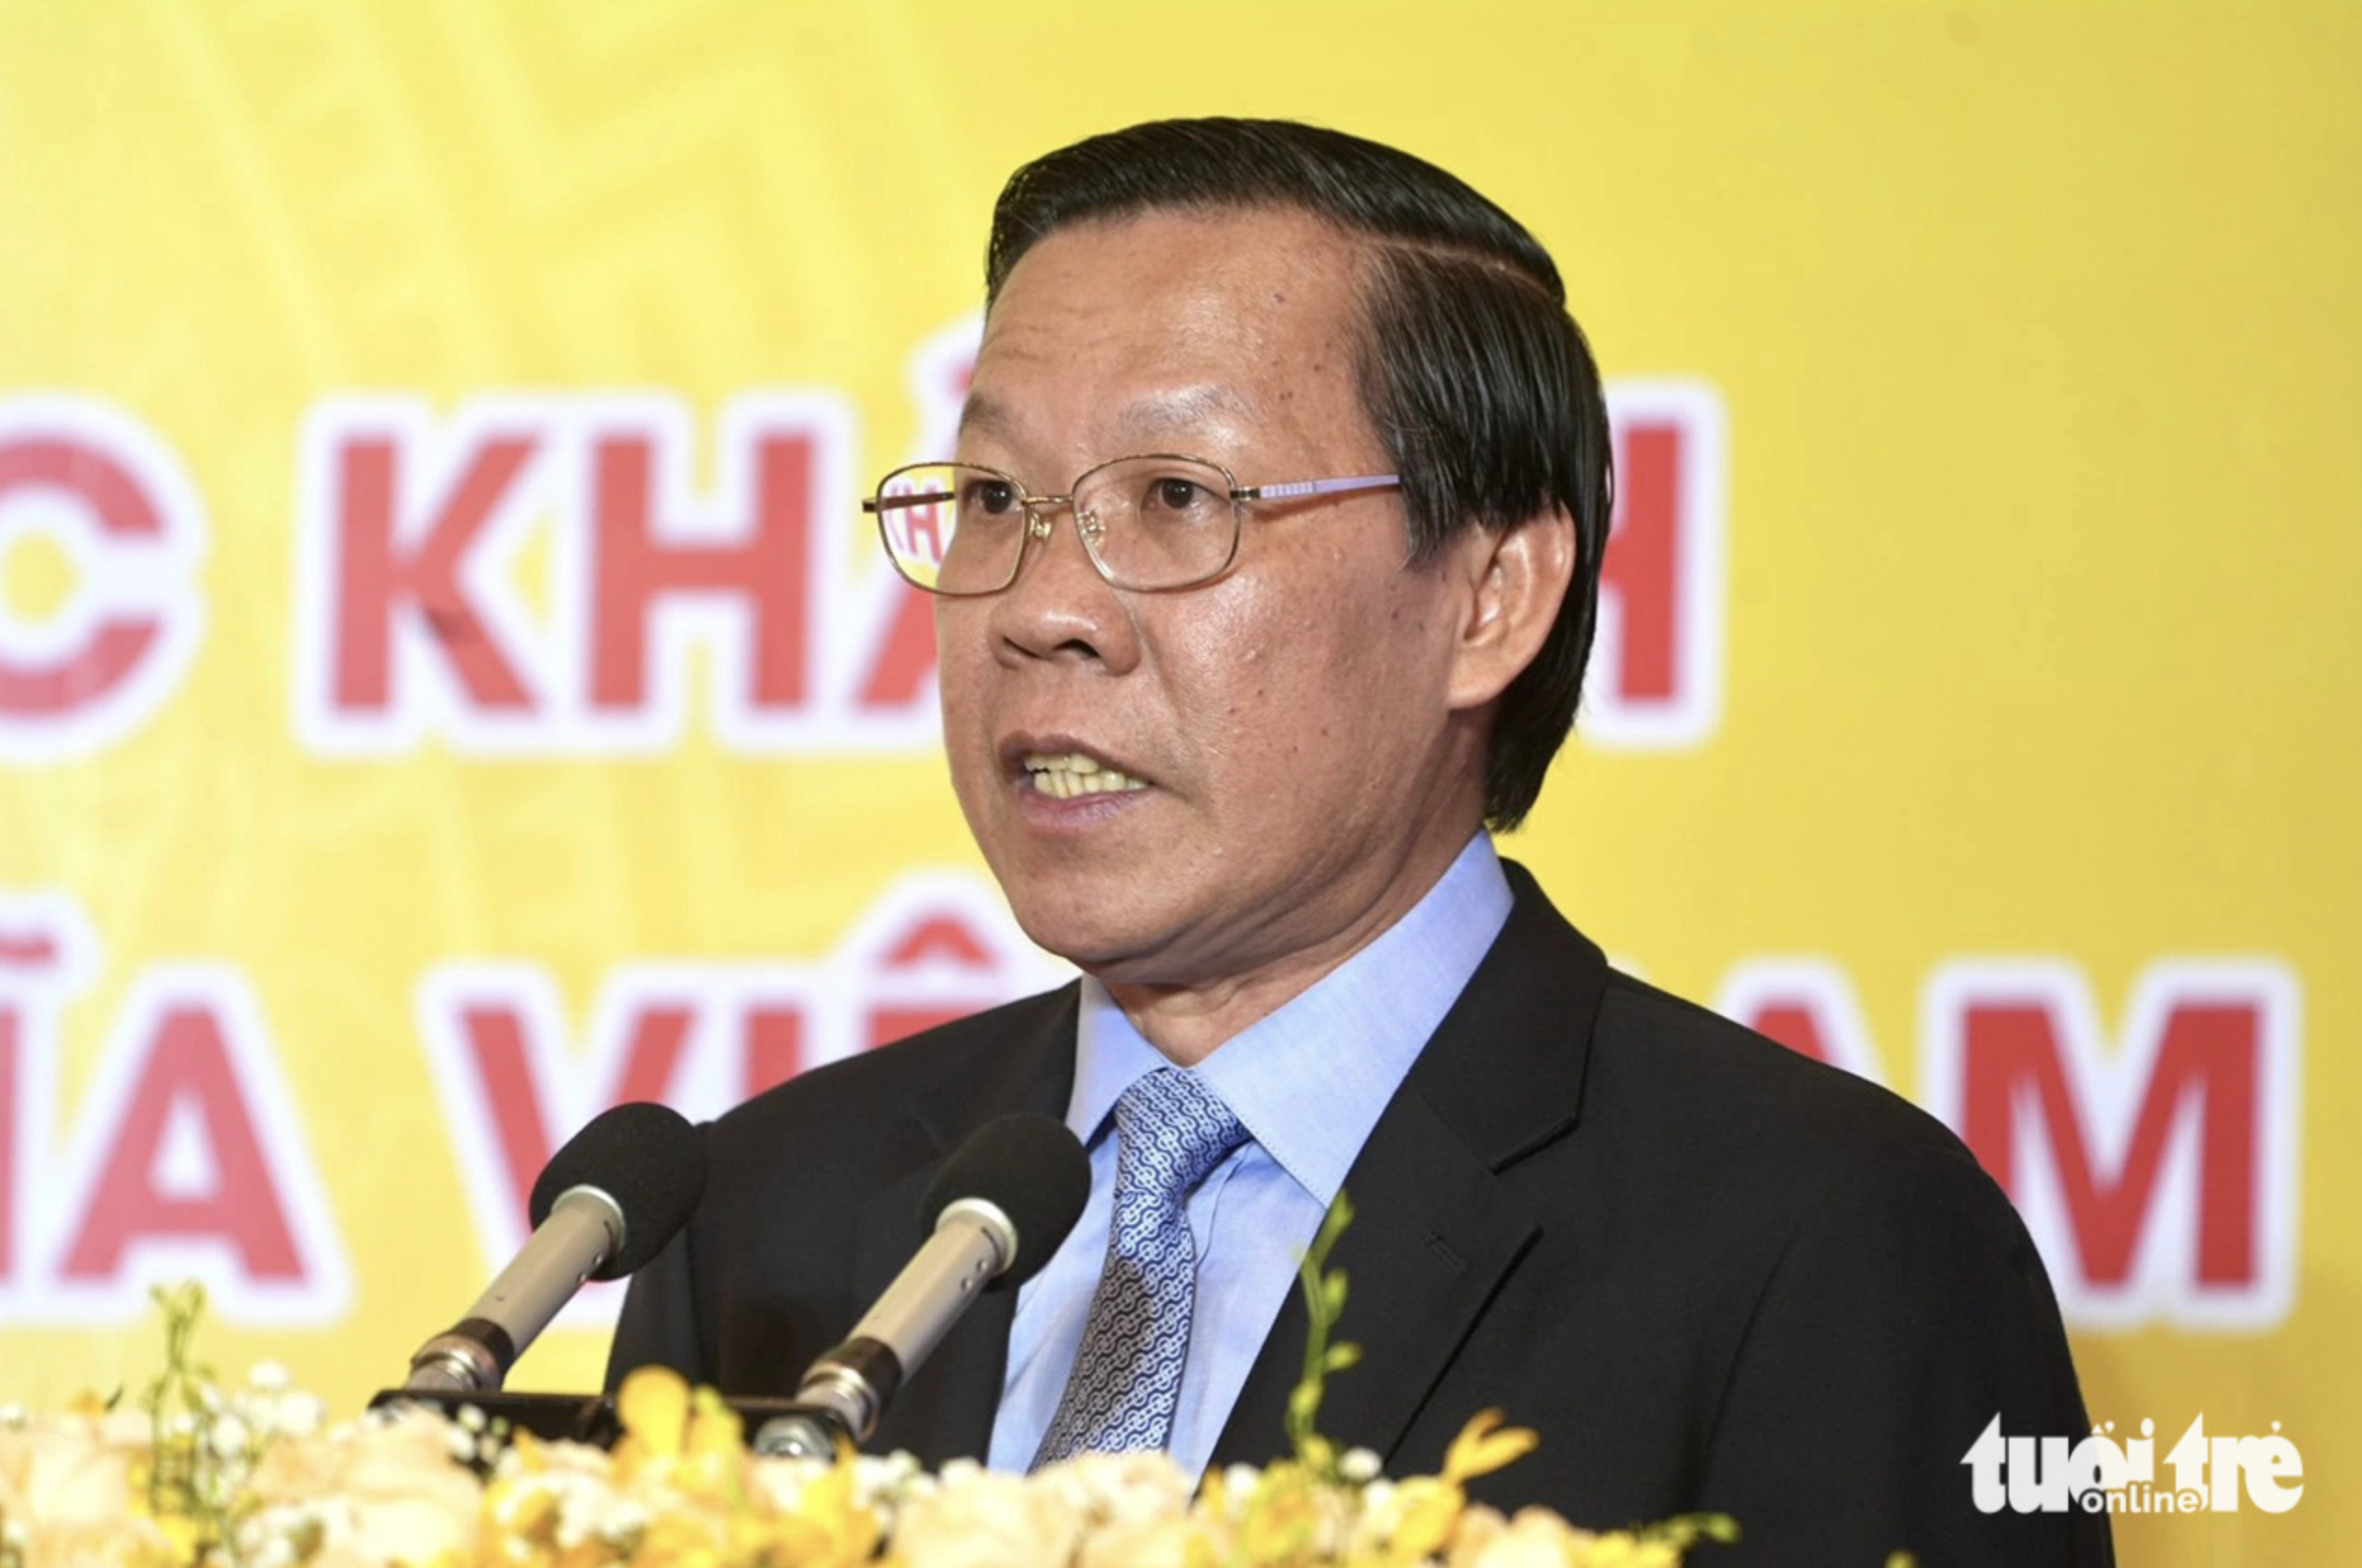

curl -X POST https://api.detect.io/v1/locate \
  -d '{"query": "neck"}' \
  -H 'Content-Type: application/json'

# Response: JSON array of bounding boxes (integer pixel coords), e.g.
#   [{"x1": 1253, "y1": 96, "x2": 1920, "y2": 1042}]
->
[{"x1": 1101, "y1": 824, "x2": 1485, "y2": 1065}]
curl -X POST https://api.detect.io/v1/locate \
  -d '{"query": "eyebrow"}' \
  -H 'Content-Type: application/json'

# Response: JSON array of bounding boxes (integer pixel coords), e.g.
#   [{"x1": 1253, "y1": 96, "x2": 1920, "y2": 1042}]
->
[{"x1": 958, "y1": 384, "x2": 1259, "y2": 448}]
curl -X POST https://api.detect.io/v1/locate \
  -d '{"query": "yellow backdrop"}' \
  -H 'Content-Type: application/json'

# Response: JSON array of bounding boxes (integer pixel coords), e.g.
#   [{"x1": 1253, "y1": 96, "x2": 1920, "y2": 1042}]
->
[{"x1": 2, "y1": 3, "x2": 2354, "y2": 1561}]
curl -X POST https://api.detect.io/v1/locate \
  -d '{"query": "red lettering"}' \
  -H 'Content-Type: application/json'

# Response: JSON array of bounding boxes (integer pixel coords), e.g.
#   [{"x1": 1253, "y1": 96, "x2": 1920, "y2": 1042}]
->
[
  {"x1": 1581, "y1": 385, "x2": 1725, "y2": 748},
  {"x1": 886, "y1": 916, "x2": 996, "y2": 969},
  {"x1": 60, "y1": 1004, "x2": 302, "y2": 1280},
  {"x1": 0, "y1": 934, "x2": 59, "y2": 964},
  {"x1": 1923, "y1": 960, "x2": 2299, "y2": 1327},
  {"x1": 1600, "y1": 421, "x2": 1680, "y2": 703},
  {"x1": 458, "y1": 1000, "x2": 691, "y2": 1227},
  {"x1": 331, "y1": 433, "x2": 538, "y2": 711},
  {"x1": 744, "y1": 1006, "x2": 803, "y2": 1098},
  {"x1": 867, "y1": 1005, "x2": 972, "y2": 1050},
  {"x1": 0, "y1": 899, "x2": 91, "y2": 1292},
  {"x1": 1749, "y1": 1000, "x2": 1837, "y2": 1065},
  {"x1": 590, "y1": 433, "x2": 811, "y2": 711},
  {"x1": 296, "y1": 393, "x2": 938, "y2": 751},
  {"x1": 858, "y1": 577, "x2": 938, "y2": 708},
  {"x1": 0, "y1": 438, "x2": 163, "y2": 538},
  {"x1": 0, "y1": 624, "x2": 162, "y2": 716},
  {"x1": 1960, "y1": 1000, "x2": 2257, "y2": 1287},
  {"x1": 0, "y1": 414, "x2": 199, "y2": 738}
]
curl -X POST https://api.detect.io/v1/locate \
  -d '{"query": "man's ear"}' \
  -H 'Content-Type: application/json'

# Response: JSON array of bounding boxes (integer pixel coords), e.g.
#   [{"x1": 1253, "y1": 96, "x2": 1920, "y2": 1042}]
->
[{"x1": 1445, "y1": 507, "x2": 1577, "y2": 712}]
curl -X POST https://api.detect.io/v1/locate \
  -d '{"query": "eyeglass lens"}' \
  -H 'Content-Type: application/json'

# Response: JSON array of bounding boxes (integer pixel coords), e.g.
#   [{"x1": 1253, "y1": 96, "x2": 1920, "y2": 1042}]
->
[{"x1": 873, "y1": 456, "x2": 1240, "y2": 594}]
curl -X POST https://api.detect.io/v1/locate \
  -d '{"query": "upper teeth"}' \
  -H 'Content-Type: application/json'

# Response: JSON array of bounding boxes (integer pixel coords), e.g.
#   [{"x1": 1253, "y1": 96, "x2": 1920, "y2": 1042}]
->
[{"x1": 1023, "y1": 751, "x2": 1148, "y2": 799}]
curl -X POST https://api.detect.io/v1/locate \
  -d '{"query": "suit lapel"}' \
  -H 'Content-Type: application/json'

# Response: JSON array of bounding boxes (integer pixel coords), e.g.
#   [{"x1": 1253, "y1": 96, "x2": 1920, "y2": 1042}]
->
[
  {"x1": 1215, "y1": 1090, "x2": 1542, "y2": 1466},
  {"x1": 857, "y1": 984, "x2": 1081, "y2": 1464},
  {"x1": 1214, "y1": 862, "x2": 1609, "y2": 1469}
]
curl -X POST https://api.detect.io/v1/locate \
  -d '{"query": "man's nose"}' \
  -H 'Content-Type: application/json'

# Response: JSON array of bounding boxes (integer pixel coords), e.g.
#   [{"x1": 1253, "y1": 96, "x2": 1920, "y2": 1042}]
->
[{"x1": 982, "y1": 499, "x2": 1137, "y2": 670}]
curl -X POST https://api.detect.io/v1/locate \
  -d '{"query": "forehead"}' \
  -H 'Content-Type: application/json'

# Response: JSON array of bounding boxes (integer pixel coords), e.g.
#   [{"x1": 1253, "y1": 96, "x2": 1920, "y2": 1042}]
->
[{"x1": 963, "y1": 206, "x2": 1378, "y2": 460}]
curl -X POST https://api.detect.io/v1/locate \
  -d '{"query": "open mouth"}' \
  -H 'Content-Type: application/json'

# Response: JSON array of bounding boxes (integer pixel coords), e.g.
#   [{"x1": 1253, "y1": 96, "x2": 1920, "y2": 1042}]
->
[{"x1": 1021, "y1": 751, "x2": 1150, "y2": 800}]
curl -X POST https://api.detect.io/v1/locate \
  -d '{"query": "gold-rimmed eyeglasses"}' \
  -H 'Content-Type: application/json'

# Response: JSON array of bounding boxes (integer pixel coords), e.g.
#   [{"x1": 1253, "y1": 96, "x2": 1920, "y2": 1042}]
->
[{"x1": 863, "y1": 454, "x2": 1401, "y2": 595}]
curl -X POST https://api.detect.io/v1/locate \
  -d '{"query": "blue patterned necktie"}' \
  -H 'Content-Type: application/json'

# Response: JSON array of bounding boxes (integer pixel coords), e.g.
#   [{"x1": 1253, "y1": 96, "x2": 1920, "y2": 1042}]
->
[{"x1": 1031, "y1": 1066, "x2": 1248, "y2": 1466}]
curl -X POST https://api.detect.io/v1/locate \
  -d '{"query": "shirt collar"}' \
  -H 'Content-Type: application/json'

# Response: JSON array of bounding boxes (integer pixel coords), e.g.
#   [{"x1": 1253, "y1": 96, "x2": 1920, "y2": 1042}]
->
[{"x1": 1066, "y1": 834, "x2": 1514, "y2": 1204}]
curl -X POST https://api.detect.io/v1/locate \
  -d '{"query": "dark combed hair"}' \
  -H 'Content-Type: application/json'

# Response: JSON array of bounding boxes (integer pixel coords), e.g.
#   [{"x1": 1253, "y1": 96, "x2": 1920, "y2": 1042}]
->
[{"x1": 983, "y1": 117, "x2": 1611, "y2": 830}]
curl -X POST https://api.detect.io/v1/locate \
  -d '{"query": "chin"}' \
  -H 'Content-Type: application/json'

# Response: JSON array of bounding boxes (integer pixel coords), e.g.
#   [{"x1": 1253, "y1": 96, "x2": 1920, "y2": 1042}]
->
[
  {"x1": 999, "y1": 876, "x2": 1170, "y2": 976},
  {"x1": 1006, "y1": 904, "x2": 1135, "y2": 974}
]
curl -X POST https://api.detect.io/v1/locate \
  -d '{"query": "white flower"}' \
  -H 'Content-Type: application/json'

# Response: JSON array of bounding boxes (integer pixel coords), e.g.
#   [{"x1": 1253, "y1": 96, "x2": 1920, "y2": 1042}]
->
[
  {"x1": 1033, "y1": 1449, "x2": 1194, "y2": 1528},
  {"x1": 893, "y1": 1463, "x2": 1091, "y2": 1568},
  {"x1": 0, "y1": 1417, "x2": 139, "y2": 1524},
  {"x1": 744, "y1": 1453, "x2": 834, "y2": 1512},
  {"x1": 268, "y1": 1392, "x2": 327, "y2": 1438},
  {"x1": 1076, "y1": 1512, "x2": 1220, "y2": 1568},
  {"x1": 209, "y1": 1410, "x2": 253, "y2": 1459},
  {"x1": 246, "y1": 1406, "x2": 482, "y2": 1566},
  {"x1": 0, "y1": 1416, "x2": 174, "y2": 1568}
]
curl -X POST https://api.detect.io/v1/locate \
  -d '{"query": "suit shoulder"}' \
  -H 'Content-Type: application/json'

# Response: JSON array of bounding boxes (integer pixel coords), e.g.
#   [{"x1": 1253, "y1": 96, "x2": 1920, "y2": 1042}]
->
[
  {"x1": 702, "y1": 983, "x2": 1076, "y2": 1165},
  {"x1": 1590, "y1": 969, "x2": 2003, "y2": 1214}
]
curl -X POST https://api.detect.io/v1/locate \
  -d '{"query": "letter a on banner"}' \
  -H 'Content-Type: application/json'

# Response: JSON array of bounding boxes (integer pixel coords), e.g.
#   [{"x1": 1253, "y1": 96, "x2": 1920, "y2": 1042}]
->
[{"x1": 32, "y1": 964, "x2": 349, "y2": 1326}]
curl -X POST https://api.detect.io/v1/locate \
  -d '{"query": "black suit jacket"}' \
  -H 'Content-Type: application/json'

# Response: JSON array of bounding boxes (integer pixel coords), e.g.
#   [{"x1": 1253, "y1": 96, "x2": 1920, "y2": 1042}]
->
[{"x1": 611, "y1": 864, "x2": 2111, "y2": 1566}]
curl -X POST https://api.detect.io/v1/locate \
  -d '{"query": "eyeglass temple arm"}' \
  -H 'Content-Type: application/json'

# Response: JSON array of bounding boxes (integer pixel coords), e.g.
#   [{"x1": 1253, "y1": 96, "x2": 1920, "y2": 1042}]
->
[
  {"x1": 862, "y1": 490, "x2": 958, "y2": 514},
  {"x1": 867, "y1": 474, "x2": 1398, "y2": 512},
  {"x1": 1236, "y1": 473, "x2": 1400, "y2": 503}
]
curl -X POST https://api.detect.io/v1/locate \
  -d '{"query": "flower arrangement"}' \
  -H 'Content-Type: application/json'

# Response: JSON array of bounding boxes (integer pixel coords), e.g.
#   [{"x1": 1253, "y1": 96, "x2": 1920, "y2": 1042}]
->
[{"x1": 0, "y1": 1207, "x2": 1748, "y2": 1568}]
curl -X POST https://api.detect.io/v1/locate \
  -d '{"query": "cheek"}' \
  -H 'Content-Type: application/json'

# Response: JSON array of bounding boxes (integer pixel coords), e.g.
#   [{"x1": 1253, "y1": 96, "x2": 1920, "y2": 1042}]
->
[
  {"x1": 1161, "y1": 581, "x2": 1322, "y2": 747},
  {"x1": 930, "y1": 607, "x2": 985, "y2": 708},
  {"x1": 1172, "y1": 577, "x2": 1438, "y2": 777}
]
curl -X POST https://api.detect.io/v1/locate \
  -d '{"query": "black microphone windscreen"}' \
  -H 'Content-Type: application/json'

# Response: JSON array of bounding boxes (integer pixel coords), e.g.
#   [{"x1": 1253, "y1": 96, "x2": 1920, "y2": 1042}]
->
[
  {"x1": 528, "y1": 1101, "x2": 708, "y2": 1280},
  {"x1": 921, "y1": 1113, "x2": 1089, "y2": 1289}
]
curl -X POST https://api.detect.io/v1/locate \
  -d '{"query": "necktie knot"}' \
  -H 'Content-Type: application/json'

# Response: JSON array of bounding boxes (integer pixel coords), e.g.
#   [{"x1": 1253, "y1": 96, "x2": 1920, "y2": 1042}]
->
[{"x1": 1114, "y1": 1067, "x2": 1248, "y2": 1200}]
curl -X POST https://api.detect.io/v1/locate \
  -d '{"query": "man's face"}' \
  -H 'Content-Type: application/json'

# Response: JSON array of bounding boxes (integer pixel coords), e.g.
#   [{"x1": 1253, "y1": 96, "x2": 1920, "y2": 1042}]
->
[{"x1": 937, "y1": 207, "x2": 1493, "y2": 1013}]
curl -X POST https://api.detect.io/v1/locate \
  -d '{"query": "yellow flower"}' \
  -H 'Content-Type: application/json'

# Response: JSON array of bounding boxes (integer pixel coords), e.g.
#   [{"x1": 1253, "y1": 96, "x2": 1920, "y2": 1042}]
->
[
  {"x1": 1577, "y1": 1533, "x2": 1679, "y2": 1568},
  {"x1": 610, "y1": 1365, "x2": 751, "y2": 1510},
  {"x1": 635, "y1": 1510, "x2": 727, "y2": 1568},
  {"x1": 777, "y1": 1450, "x2": 886, "y2": 1566},
  {"x1": 1440, "y1": 1411, "x2": 1540, "y2": 1487},
  {"x1": 689, "y1": 1387, "x2": 747, "y2": 1463},
  {"x1": 1358, "y1": 1410, "x2": 1544, "y2": 1566},
  {"x1": 13, "y1": 1274, "x2": 1750, "y2": 1568},
  {"x1": 1235, "y1": 1464, "x2": 1346, "y2": 1566},
  {"x1": 1384, "y1": 1477, "x2": 1463, "y2": 1564},
  {"x1": 615, "y1": 1365, "x2": 695, "y2": 1468}
]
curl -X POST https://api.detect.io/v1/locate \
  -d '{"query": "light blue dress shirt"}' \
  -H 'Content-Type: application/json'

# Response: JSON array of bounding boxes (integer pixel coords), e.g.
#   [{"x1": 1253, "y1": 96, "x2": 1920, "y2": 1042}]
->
[{"x1": 984, "y1": 834, "x2": 1515, "y2": 1478}]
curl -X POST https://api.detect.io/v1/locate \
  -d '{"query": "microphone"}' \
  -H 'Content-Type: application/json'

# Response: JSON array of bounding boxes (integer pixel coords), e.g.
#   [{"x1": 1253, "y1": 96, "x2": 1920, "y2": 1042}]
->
[
  {"x1": 756, "y1": 1113, "x2": 1087, "y2": 1456},
  {"x1": 404, "y1": 1101, "x2": 707, "y2": 1394}
]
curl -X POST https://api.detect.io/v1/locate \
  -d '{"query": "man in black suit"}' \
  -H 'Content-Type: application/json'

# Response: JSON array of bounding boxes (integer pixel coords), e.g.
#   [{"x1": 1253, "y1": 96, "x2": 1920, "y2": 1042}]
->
[{"x1": 612, "y1": 118, "x2": 2110, "y2": 1565}]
